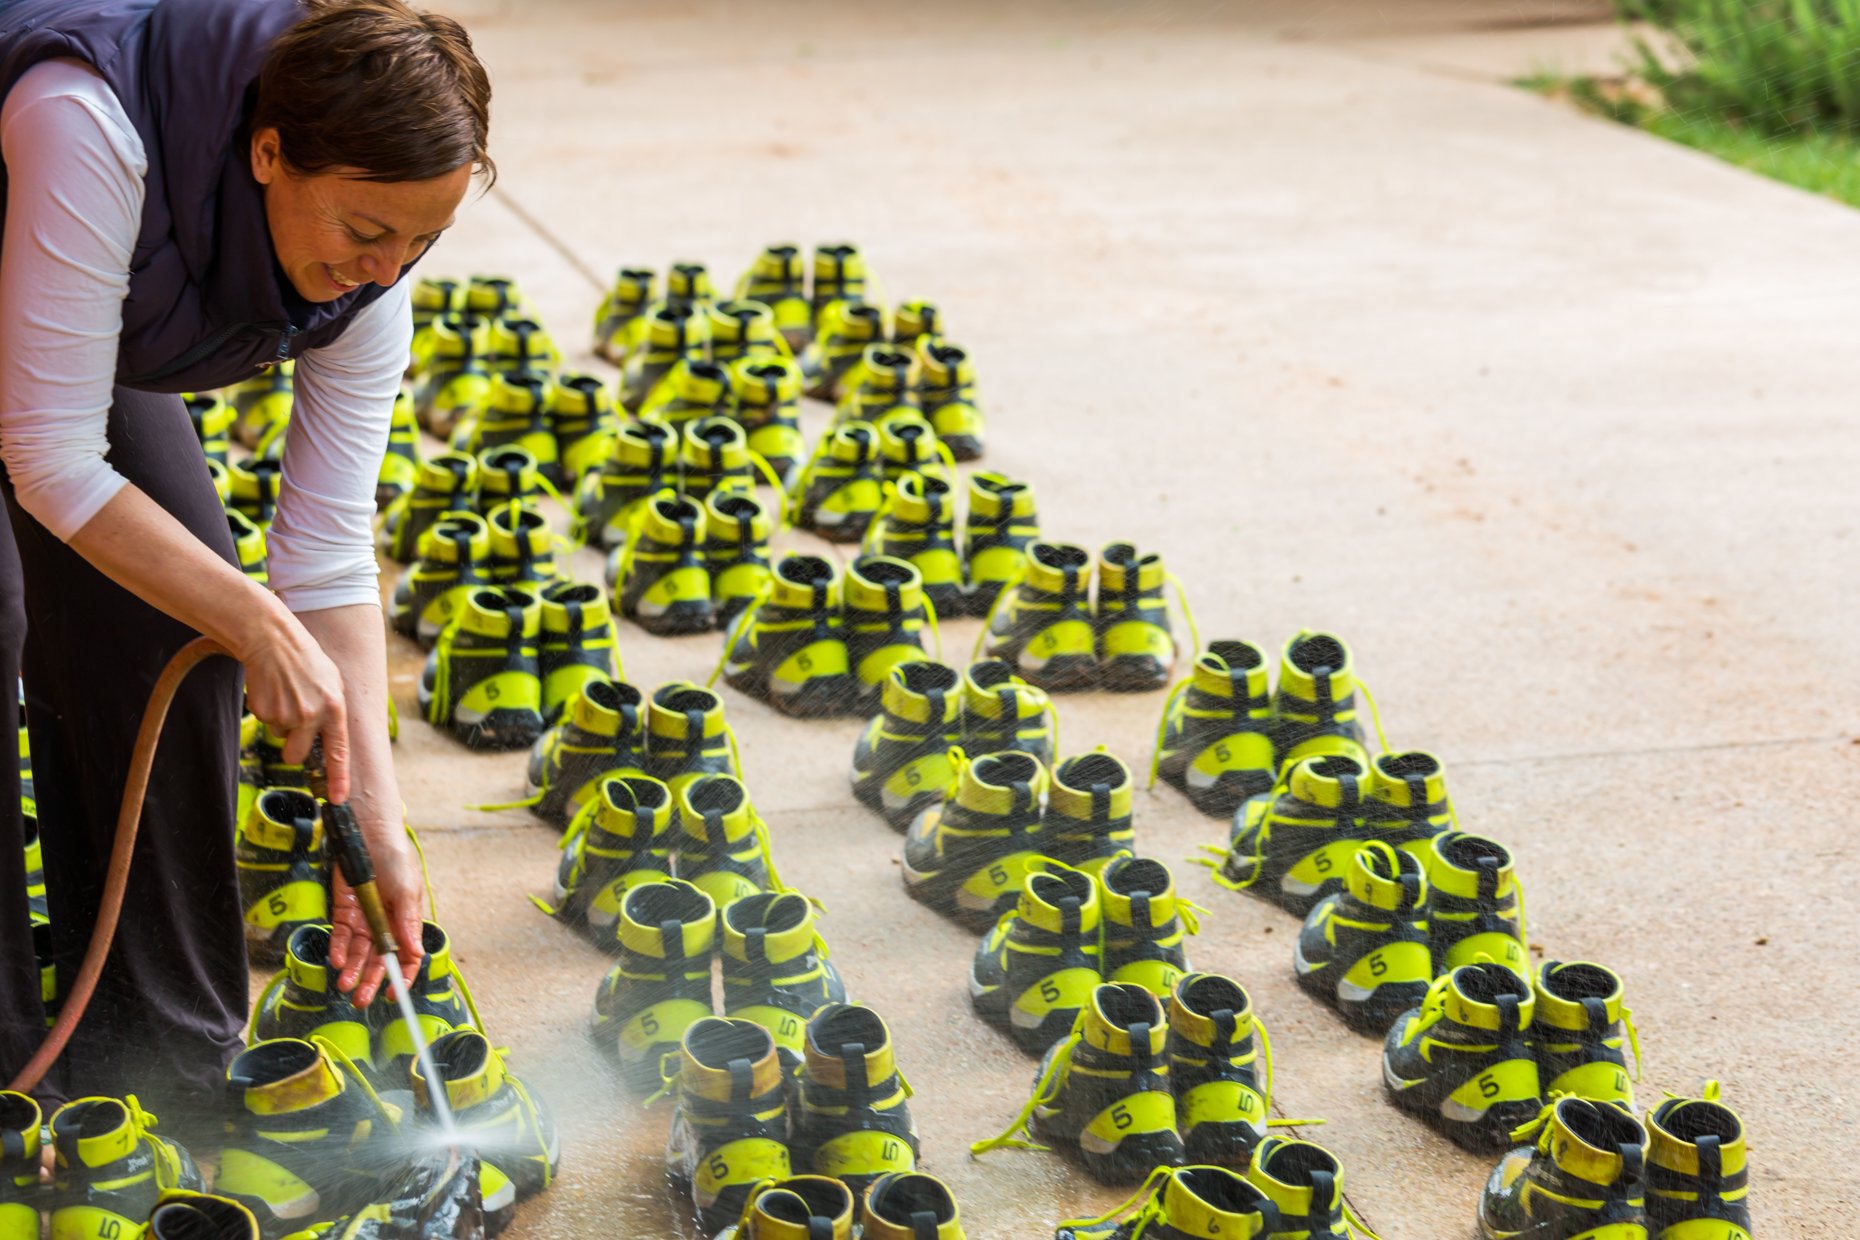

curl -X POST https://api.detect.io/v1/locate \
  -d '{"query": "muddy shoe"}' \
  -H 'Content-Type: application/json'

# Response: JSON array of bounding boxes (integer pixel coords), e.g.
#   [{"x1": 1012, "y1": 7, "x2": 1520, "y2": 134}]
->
[
  {"x1": 1647, "y1": 1082, "x2": 1750, "y2": 1240},
  {"x1": 616, "y1": 491, "x2": 713, "y2": 636},
  {"x1": 1245, "y1": 1136, "x2": 1377, "y2": 1240},
  {"x1": 914, "y1": 337, "x2": 984, "y2": 462},
  {"x1": 1268, "y1": 632, "x2": 1368, "y2": 776},
  {"x1": 388, "y1": 512, "x2": 489, "y2": 648},
  {"x1": 790, "y1": 1006, "x2": 919, "y2": 1197},
  {"x1": 860, "y1": 1173, "x2": 966, "y2": 1240},
  {"x1": 665, "y1": 1019, "x2": 792, "y2": 1234},
  {"x1": 1100, "y1": 856, "x2": 1197, "y2": 997},
  {"x1": 719, "y1": 554, "x2": 859, "y2": 718},
  {"x1": 1479, "y1": 1097, "x2": 1647, "y2": 1240},
  {"x1": 1153, "y1": 639, "x2": 1274, "y2": 818},
  {"x1": 674, "y1": 776, "x2": 785, "y2": 908},
  {"x1": 537, "y1": 581, "x2": 618, "y2": 723},
  {"x1": 902, "y1": 750, "x2": 1052, "y2": 927},
  {"x1": 411, "y1": 311, "x2": 491, "y2": 437},
  {"x1": 715, "y1": 1176, "x2": 855, "y2": 1240},
  {"x1": 844, "y1": 555, "x2": 935, "y2": 711},
  {"x1": 418, "y1": 587, "x2": 545, "y2": 751},
  {"x1": 704, "y1": 491, "x2": 776, "y2": 634},
  {"x1": 984, "y1": 541, "x2": 1097, "y2": 693},
  {"x1": 850, "y1": 660, "x2": 963, "y2": 833},
  {"x1": 962, "y1": 473, "x2": 1039, "y2": 619},
  {"x1": 1425, "y1": 832, "x2": 1528, "y2": 981},
  {"x1": 1216, "y1": 755, "x2": 1369, "y2": 916},
  {"x1": 971, "y1": 862, "x2": 1104, "y2": 1055},
  {"x1": 1054, "y1": 1166, "x2": 1278, "y2": 1239},
  {"x1": 1045, "y1": 751, "x2": 1137, "y2": 875},
  {"x1": 1532, "y1": 960, "x2": 1641, "y2": 1109},
  {"x1": 412, "y1": 1031, "x2": 559, "y2": 1235},
  {"x1": 525, "y1": 678, "x2": 649, "y2": 828},
  {"x1": 1094, "y1": 543, "x2": 1184, "y2": 693},
  {"x1": 236, "y1": 788, "x2": 327, "y2": 965},
  {"x1": 719, "y1": 892, "x2": 845, "y2": 1068},
  {"x1": 1382, "y1": 962, "x2": 1541, "y2": 1153},
  {"x1": 592, "y1": 880, "x2": 717, "y2": 1093},
  {"x1": 1166, "y1": 973, "x2": 1271, "y2": 1169},
  {"x1": 1295, "y1": 841, "x2": 1431, "y2": 1036},
  {"x1": 546, "y1": 371, "x2": 619, "y2": 485},
  {"x1": 730, "y1": 357, "x2": 807, "y2": 489},
  {"x1": 866, "y1": 471, "x2": 963, "y2": 619},
  {"x1": 793, "y1": 423, "x2": 885, "y2": 544},
  {"x1": 252, "y1": 924, "x2": 377, "y2": 1072},
  {"x1": 553, "y1": 774, "x2": 675, "y2": 937}
]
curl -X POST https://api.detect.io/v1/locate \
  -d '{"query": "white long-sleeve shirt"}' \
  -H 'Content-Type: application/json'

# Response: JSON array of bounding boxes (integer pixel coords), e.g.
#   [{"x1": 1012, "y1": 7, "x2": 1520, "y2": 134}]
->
[{"x1": 0, "y1": 57, "x2": 406, "y2": 612}]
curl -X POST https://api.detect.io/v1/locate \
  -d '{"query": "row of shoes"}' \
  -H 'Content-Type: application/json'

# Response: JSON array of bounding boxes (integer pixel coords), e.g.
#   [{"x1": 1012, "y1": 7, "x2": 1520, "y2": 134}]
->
[
  {"x1": 441, "y1": 368, "x2": 617, "y2": 487},
  {"x1": 378, "y1": 444, "x2": 569, "y2": 563},
  {"x1": 386, "y1": 501, "x2": 585, "y2": 646},
  {"x1": 408, "y1": 276, "x2": 561, "y2": 437},
  {"x1": 1049, "y1": 1154, "x2": 1376, "y2": 1240}
]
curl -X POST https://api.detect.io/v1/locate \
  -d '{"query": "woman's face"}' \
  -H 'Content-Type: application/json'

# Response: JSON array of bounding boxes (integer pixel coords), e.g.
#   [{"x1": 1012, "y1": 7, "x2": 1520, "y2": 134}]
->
[{"x1": 251, "y1": 127, "x2": 472, "y2": 303}]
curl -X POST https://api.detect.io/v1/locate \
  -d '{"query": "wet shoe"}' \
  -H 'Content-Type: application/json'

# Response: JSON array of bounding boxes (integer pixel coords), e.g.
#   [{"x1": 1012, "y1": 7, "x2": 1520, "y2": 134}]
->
[
  {"x1": 228, "y1": 512, "x2": 271, "y2": 586},
  {"x1": 675, "y1": 776, "x2": 786, "y2": 908},
  {"x1": 371, "y1": 921, "x2": 483, "y2": 1085},
  {"x1": 1054, "y1": 1165, "x2": 1279, "y2": 1239},
  {"x1": 719, "y1": 892, "x2": 845, "y2": 1069},
  {"x1": 719, "y1": 554, "x2": 859, "y2": 718},
  {"x1": 387, "y1": 512, "x2": 490, "y2": 648},
  {"x1": 1166, "y1": 973, "x2": 1272, "y2": 1168},
  {"x1": 622, "y1": 302, "x2": 707, "y2": 412},
  {"x1": 412, "y1": 311, "x2": 493, "y2": 437},
  {"x1": 419, "y1": 586, "x2": 545, "y2": 750},
  {"x1": 735, "y1": 244, "x2": 811, "y2": 349},
  {"x1": 799, "y1": 301, "x2": 886, "y2": 401},
  {"x1": 1153, "y1": 640, "x2": 1274, "y2": 818},
  {"x1": 791, "y1": 1005, "x2": 918, "y2": 1196},
  {"x1": 145, "y1": 1192, "x2": 262, "y2": 1240},
  {"x1": 1360, "y1": 751, "x2": 1454, "y2": 868},
  {"x1": 730, "y1": 357, "x2": 807, "y2": 490},
  {"x1": 646, "y1": 682, "x2": 740, "y2": 802},
  {"x1": 1425, "y1": 832, "x2": 1528, "y2": 981},
  {"x1": 835, "y1": 345, "x2": 919, "y2": 426},
  {"x1": 1647, "y1": 1082, "x2": 1750, "y2": 1240},
  {"x1": 484, "y1": 501, "x2": 559, "y2": 590},
  {"x1": 1095, "y1": 544, "x2": 1185, "y2": 693},
  {"x1": 971, "y1": 861, "x2": 1104, "y2": 1054},
  {"x1": 375, "y1": 385, "x2": 421, "y2": 509},
  {"x1": 229, "y1": 362, "x2": 293, "y2": 450},
  {"x1": 890, "y1": 300, "x2": 943, "y2": 347},
  {"x1": 1100, "y1": 856, "x2": 1197, "y2": 996},
  {"x1": 961, "y1": 659, "x2": 1056, "y2": 763},
  {"x1": 640, "y1": 358, "x2": 735, "y2": 431},
  {"x1": 1531, "y1": 961, "x2": 1641, "y2": 1108},
  {"x1": 474, "y1": 446, "x2": 551, "y2": 522},
  {"x1": 914, "y1": 338, "x2": 984, "y2": 461},
  {"x1": 186, "y1": 392, "x2": 233, "y2": 465},
  {"x1": 707, "y1": 299, "x2": 791, "y2": 369},
  {"x1": 215, "y1": 1039, "x2": 396, "y2": 1232},
  {"x1": 412, "y1": 1031, "x2": 560, "y2": 1233},
  {"x1": 572, "y1": 417, "x2": 677, "y2": 550},
  {"x1": 1045, "y1": 752, "x2": 1137, "y2": 874},
  {"x1": 538, "y1": 581, "x2": 618, "y2": 722},
  {"x1": 1294, "y1": 841, "x2": 1431, "y2": 1035},
  {"x1": 962, "y1": 473, "x2": 1039, "y2": 619},
  {"x1": 1382, "y1": 962, "x2": 1541, "y2": 1152},
  {"x1": 716, "y1": 1176, "x2": 855, "y2": 1240},
  {"x1": 547, "y1": 372, "x2": 620, "y2": 485},
  {"x1": 665, "y1": 1018, "x2": 792, "y2": 1234},
  {"x1": 249, "y1": 926, "x2": 371, "y2": 1067},
  {"x1": 1479, "y1": 1097, "x2": 1647, "y2": 1240},
  {"x1": 680, "y1": 416, "x2": 764, "y2": 510},
  {"x1": 453, "y1": 372, "x2": 552, "y2": 476},
  {"x1": 553, "y1": 773, "x2": 676, "y2": 935},
  {"x1": 972, "y1": 982, "x2": 1183, "y2": 1185},
  {"x1": 235, "y1": 788, "x2": 327, "y2": 964},
  {"x1": 227, "y1": 458, "x2": 283, "y2": 529},
  {"x1": 793, "y1": 422, "x2": 885, "y2": 544},
  {"x1": 0, "y1": 1092, "x2": 38, "y2": 1240},
  {"x1": 616, "y1": 490, "x2": 714, "y2": 636},
  {"x1": 379, "y1": 451, "x2": 477, "y2": 564},
  {"x1": 704, "y1": 492, "x2": 775, "y2": 634},
  {"x1": 525, "y1": 678, "x2": 649, "y2": 827},
  {"x1": 1216, "y1": 755, "x2": 1370, "y2": 916},
  {"x1": 591, "y1": 879, "x2": 716, "y2": 1092},
  {"x1": 860, "y1": 1173, "x2": 965, "y2": 1240},
  {"x1": 1245, "y1": 1136, "x2": 1377, "y2": 1239},
  {"x1": 866, "y1": 472, "x2": 963, "y2": 618},
  {"x1": 593, "y1": 267, "x2": 656, "y2": 362},
  {"x1": 984, "y1": 541, "x2": 1098, "y2": 693},
  {"x1": 1269, "y1": 633, "x2": 1368, "y2": 775},
  {"x1": 810, "y1": 243, "x2": 870, "y2": 320},
  {"x1": 50, "y1": 1097, "x2": 203, "y2": 1239},
  {"x1": 903, "y1": 750, "x2": 1051, "y2": 927},
  {"x1": 851, "y1": 661, "x2": 963, "y2": 833},
  {"x1": 845, "y1": 555, "x2": 934, "y2": 710}
]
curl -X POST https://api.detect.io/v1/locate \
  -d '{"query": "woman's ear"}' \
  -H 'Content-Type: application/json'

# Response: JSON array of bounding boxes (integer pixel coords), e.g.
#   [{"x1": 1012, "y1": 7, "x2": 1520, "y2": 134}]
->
[{"x1": 250, "y1": 126, "x2": 283, "y2": 185}]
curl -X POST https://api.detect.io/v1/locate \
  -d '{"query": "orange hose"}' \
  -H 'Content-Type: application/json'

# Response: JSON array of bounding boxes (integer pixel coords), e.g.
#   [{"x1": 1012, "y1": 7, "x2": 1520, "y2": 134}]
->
[{"x1": 7, "y1": 636, "x2": 233, "y2": 1094}]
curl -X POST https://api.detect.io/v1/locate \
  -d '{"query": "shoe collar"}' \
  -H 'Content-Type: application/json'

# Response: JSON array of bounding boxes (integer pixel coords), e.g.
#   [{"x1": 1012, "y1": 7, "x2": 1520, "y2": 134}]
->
[
  {"x1": 962, "y1": 661, "x2": 1047, "y2": 722},
  {"x1": 667, "y1": 366, "x2": 732, "y2": 412},
  {"x1": 1245, "y1": 1136, "x2": 1347, "y2": 1228},
  {"x1": 50, "y1": 1095, "x2": 156, "y2": 1170},
  {"x1": 0, "y1": 1092, "x2": 40, "y2": 1167},
  {"x1": 731, "y1": 356, "x2": 802, "y2": 404},
  {"x1": 680, "y1": 1018, "x2": 783, "y2": 1102},
  {"x1": 412, "y1": 1030, "x2": 505, "y2": 1114},
  {"x1": 569, "y1": 678, "x2": 642, "y2": 737},
  {"x1": 614, "y1": 417, "x2": 676, "y2": 469},
  {"x1": 914, "y1": 336, "x2": 972, "y2": 384},
  {"x1": 1344, "y1": 840, "x2": 1427, "y2": 913},
  {"x1": 416, "y1": 514, "x2": 488, "y2": 565},
  {"x1": 1533, "y1": 960, "x2": 1626, "y2": 1034},
  {"x1": 818, "y1": 300, "x2": 882, "y2": 343},
  {"x1": 1191, "y1": 640, "x2": 1269, "y2": 701},
  {"x1": 1517, "y1": 1096, "x2": 1646, "y2": 1188},
  {"x1": 719, "y1": 892, "x2": 818, "y2": 966},
  {"x1": 1048, "y1": 751, "x2": 1133, "y2": 825},
  {"x1": 678, "y1": 775, "x2": 757, "y2": 845},
  {"x1": 890, "y1": 472, "x2": 954, "y2": 525},
  {"x1": 1426, "y1": 832, "x2": 1517, "y2": 902},
  {"x1": 282, "y1": 924, "x2": 338, "y2": 994},
  {"x1": 228, "y1": 1039, "x2": 348, "y2": 1116},
  {"x1": 478, "y1": 445, "x2": 541, "y2": 497},
  {"x1": 1014, "y1": 863, "x2": 1100, "y2": 936},
  {"x1": 956, "y1": 750, "x2": 1047, "y2": 817},
  {"x1": 618, "y1": 880, "x2": 715, "y2": 959},
  {"x1": 861, "y1": 1173, "x2": 961, "y2": 1240},
  {"x1": 592, "y1": 775, "x2": 673, "y2": 841},
  {"x1": 646, "y1": 683, "x2": 726, "y2": 744},
  {"x1": 1097, "y1": 542, "x2": 1166, "y2": 594},
  {"x1": 638, "y1": 489, "x2": 704, "y2": 547},
  {"x1": 459, "y1": 587, "x2": 540, "y2": 639},
  {"x1": 739, "y1": 1176, "x2": 855, "y2": 1240},
  {"x1": 1021, "y1": 541, "x2": 1091, "y2": 597},
  {"x1": 1276, "y1": 630, "x2": 1356, "y2": 705},
  {"x1": 877, "y1": 414, "x2": 940, "y2": 465},
  {"x1": 485, "y1": 499, "x2": 549, "y2": 549},
  {"x1": 1100, "y1": 855, "x2": 1187, "y2": 932},
  {"x1": 666, "y1": 261, "x2": 713, "y2": 301},
  {"x1": 540, "y1": 581, "x2": 610, "y2": 635},
  {"x1": 487, "y1": 369, "x2": 547, "y2": 416},
  {"x1": 1079, "y1": 983, "x2": 1167, "y2": 1058},
  {"x1": 1367, "y1": 751, "x2": 1448, "y2": 811},
  {"x1": 880, "y1": 660, "x2": 961, "y2": 725},
  {"x1": 966, "y1": 472, "x2": 1035, "y2": 521},
  {"x1": 414, "y1": 921, "x2": 456, "y2": 986},
  {"x1": 703, "y1": 490, "x2": 773, "y2": 543},
  {"x1": 1442, "y1": 962, "x2": 1535, "y2": 1033},
  {"x1": 1648, "y1": 1082, "x2": 1745, "y2": 1181},
  {"x1": 1161, "y1": 1166, "x2": 1278, "y2": 1239},
  {"x1": 824, "y1": 422, "x2": 880, "y2": 464},
  {"x1": 244, "y1": 788, "x2": 321, "y2": 854},
  {"x1": 147, "y1": 1193, "x2": 261, "y2": 1240},
  {"x1": 844, "y1": 556, "x2": 926, "y2": 616},
  {"x1": 640, "y1": 301, "x2": 703, "y2": 352},
  {"x1": 813, "y1": 242, "x2": 865, "y2": 281},
  {"x1": 548, "y1": 372, "x2": 609, "y2": 418},
  {"x1": 752, "y1": 245, "x2": 803, "y2": 280},
  {"x1": 802, "y1": 1004, "x2": 898, "y2": 1093},
  {"x1": 1286, "y1": 755, "x2": 1368, "y2": 810},
  {"x1": 1167, "y1": 972, "x2": 1254, "y2": 1049},
  {"x1": 892, "y1": 300, "x2": 941, "y2": 342},
  {"x1": 768, "y1": 554, "x2": 841, "y2": 612}
]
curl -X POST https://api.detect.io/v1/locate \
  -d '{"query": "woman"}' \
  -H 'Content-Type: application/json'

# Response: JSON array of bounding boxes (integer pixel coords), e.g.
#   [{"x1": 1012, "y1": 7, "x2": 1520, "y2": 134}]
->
[{"x1": 0, "y1": 0, "x2": 489, "y2": 1129}]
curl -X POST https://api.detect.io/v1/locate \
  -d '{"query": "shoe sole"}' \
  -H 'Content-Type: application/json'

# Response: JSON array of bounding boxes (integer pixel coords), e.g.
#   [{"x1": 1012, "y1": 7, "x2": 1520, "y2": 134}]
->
[
  {"x1": 1380, "y1": 1068, "x2": 1534, "y2": 1154},
  {"x1": 1097, "y1": 657, "x2": 1172, "y2": 694},
  {"x1": 1019, "y1": 656, "x2": 1100, "y2": 694}
]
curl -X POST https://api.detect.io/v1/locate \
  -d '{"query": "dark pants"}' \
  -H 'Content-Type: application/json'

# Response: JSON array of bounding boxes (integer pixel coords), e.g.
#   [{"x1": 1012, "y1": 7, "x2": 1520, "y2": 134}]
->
[{"x1": 0, "y1": 386, "x2": 247, "y2": 1123}]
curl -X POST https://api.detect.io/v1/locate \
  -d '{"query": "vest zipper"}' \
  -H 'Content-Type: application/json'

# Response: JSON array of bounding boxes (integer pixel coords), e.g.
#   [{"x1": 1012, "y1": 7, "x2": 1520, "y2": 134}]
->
[
  {"x1": 275, "y1": 324, "x2": 299, "y2": 361},
  {"x1": 122, "y1": 319, "x2": 291, "y2": 385}
]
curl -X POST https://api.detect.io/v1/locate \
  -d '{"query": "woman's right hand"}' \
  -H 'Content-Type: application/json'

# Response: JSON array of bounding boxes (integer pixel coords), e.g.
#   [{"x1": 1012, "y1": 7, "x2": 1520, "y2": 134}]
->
[{"x1": 239, "y1": 608, "x2": 353, "y2": 803}]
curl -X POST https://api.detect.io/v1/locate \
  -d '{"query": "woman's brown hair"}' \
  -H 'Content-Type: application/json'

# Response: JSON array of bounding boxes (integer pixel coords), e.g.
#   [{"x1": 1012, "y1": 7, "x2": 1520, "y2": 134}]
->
[{"x1": 253, "y1": 0, "x2": 493, "y2": 184}]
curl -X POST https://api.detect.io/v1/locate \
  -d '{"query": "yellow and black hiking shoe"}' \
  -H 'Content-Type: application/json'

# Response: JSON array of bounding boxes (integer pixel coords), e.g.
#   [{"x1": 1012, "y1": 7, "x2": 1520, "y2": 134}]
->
[
  {"x1": 903, "y1": 750, "x2": 1051, "y2": 927},
  {"x1": 791, "y1": 1005, "x2": 918, "y2": 1195},
  {"x1": 680, "y1": 416, "x2": 766, "y2": 510},
  {"x1": 593, "y1": 266, "x2": 656, "y2": 362},
  {"x1": 1382, "y1": 962, "x2": 1541, "y2": 1152},
  {"x1": 1647, "y1": 1082, "x2": 1749, "y2": 1240},
  {"x1": 452, "y1": 371, "x2": 552, "y2": 469},
  {"x1": 412, "y1": 311, "x2": 493, "y2": 437},
  {"x1": 720, "y1": 554, "x2": 859, "y2": 718},
  {"x1": 971, "y1": 861, "x2": 1104, "y2": 1054},
  {"x1": 961, "y1": 659, "x2": 1056, "y2": 762},
  {"x1": 914, "y1": 337, "x2": 984, "y2": 462},
  {"x1": 1101, "y1": 857, "x2": 1198, "y2": 997},
  {"x1": 1480, "y1": 1097, "x2": 1647, "y2": 1240},
  {"x1": 1245, "y1": 1136, "x2": 1378, "y2": 1239},
  {"x1": 962, "y1": 473, "x2": 1039, "y2": 619},
  {"x1": 736, "y1": 244, "x2": 812, "y2": 349},
  {"x1": 228, "y1": 510, "x2": 269, "y2": 585},
  {"x1": 592, "y1": 879, "x2": 716, "y2": 1092},
  {"x1": 1532, "y1": 961, "x2": 1641, "y2": 1108},
  {"x1": 665, "y1": 1018, "x2": 792, "y2": 1234},
  {"x1": 845, "y1": 555, "x2": 935, "y2": 709},
  {"x1": 50, "y1": 1096, "x2": 203, "y2": 1240},
  {"x1": 388, "y1": 512, "x2": 490, "y2": 648},
  {"x1": 973, "y1": 982, "x2": 1184, "y2": 1185},
  {"x1": 1425, "y1": 832, "x2": 1527, "y2": 980},
  {"x1": 214, "y1": 1039, "x2": 397, "y2": 1232},
  {"x1": 229, "y1": 361, "x2": 294, "y2": 449},
  {"x1": 799, "y1": 301, "x2": 886, "y2": 401},
  {"x1": 674, "y1": 775, "x2": 785, "y2": 907},
  {"x1": 730, "y1": 356, "x2": 807, "y2": 490},
  {"x1": 251, "y1": 927, "x2": 377, "y2": 1069},
  {"x1": 484, "y1": 314, "x2": 560, "y2": 378},
  {"x1": 1095, "y1": 543, "x2": 1186, "y2": 693},
  {"x1": 187, "y1": 391, "x2": 233, "y2": 465},
  {"x1": 866, "y1": 472, "x2": 963, "y2": 619},
  {"x1": 474, "y1": 444, "x2": 551, "y2": 520},
  {"x1": 707, "y1": 299, "x2": 791, "y2": 369},
  {"x1": 546, "y1": 372, "x2": 619, "y2": 485},
  {"x1": 663, "y1": 260, "x2": 717, "y2": 313},
  {"x1": 1361, "y1": 751, "x2": 1454, "y2": 868},
  {"x1": 208, "y1": 457, "x2": 231, "y2": 507},
  {"x1": 890, "y1": 300, "x2": 942, "y2": 347},
  {"x1": 0, "y1": 1092, "x2": 39, "y2": 1240},
  {"x1": 412, "y1": 1031, "x2": 559, "y2": 1233},
  {"x1": 1165, "y1": 973, "x2": 1272, "y2": 1167},
  {"x1": 794, "y1": 422, "x2": 885, "y2": 544},
  {"x1": 464, "y1": 274, "x2": 525, "y2": 320},
  {"x1": 851, "y1": 660, "x2": 963, "y2": 833},
  {"x1": 1056, "y1": 1165, "x2": 1280, "y2": 1240},
  {"x1": 573, "y1": 417, "x2": 677, "y2": 551},
  {"x1": 810, "y1": 243, "x2": 871, "y2": 318},
  {"x1": 836, "y1": 344, "x2": 920, "y2": 427},
  {"x1": 720, "y1": 892, "x2": 846, "y2": 1069},
  {"x1": 537, "y1": 581, "x2": 617, "y2": 723},
  {"x1": 646, "y1": 682, "x2": 740, "y2": 801},
  {"x1": 375, "y1": 385, "x2": 421, "y2": 509},
  {"x1": 1153, "y1": 640, "x2": 1274, "y2": 818},
  {"x1": 372, "y1": 921, "x2": 483, "y2": 1085},
  {"x1": 552, "y1": 774, "x2": 676, "y2": 936},
  {"x1": 145, "y1": 1192, "x2": 263, "y2": 1240},
  {"x1": 525, "y1": 678, "x2": 649, "y2": 827},
  {"x1": 485, "y1": 501, "x2": 559, "y2": 590},
  {"x1": 379, "y1": 450, "x2": 477, "y2": 564},
  {"x1": 716, "y1": 1176, "x2": 855, "y2": 1240},
  {"x1": 1268, "y1": 632, "x2": 1368, "y2": 775},
  {"x1": 704, "y1": 491, "x2": 775, "y2": 634},
  {"x1": 640, "y1": 358, "x2": 735, "y2": 431},
  {"x1": 1295, "y1": 840, "x2": 1431, "y2": 1036},
  {"x1": 411, "y1": 274, "x2": 462, "y2": 332},
  {"x1": 1046, "y1": 752, "x2": 1137, "y2": 874},
  {"x1": 875, "y1": 414, "x2": 952, "y2": 491},
  {"x1": 984, "y1": 541, "x2": 1097, "y2": 693},
  {"x1": 862, "y1": 1173, "x2": 965, "y2": 1240},
  {"x1": 1216, "y1": 754, "x2": 1370, "y2": 916},
  {"x1": 227, "y1": 457, "x2": 283, "y2": 530},
  {"x1": 420, "y1": 586, "x2": 545, "y2": 750},
  {"x1": 616, "y1": 490, "x2": 714, "y2": 636},
  {"x1": 236, "y1": 789, "x2": 327, "y2": 964},
  {"x1": 621, "y1": 302, "x2": 707, "y2": 412}
]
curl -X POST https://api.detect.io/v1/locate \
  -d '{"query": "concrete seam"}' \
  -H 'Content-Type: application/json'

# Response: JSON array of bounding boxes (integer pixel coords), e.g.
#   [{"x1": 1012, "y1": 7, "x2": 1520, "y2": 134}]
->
[
  {"x1": 1454, "y1": 733, "x2": 1850, "y2": 769},
  {"x1": 487, "y1": 186, "x2": 606, "y2": 291}
]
